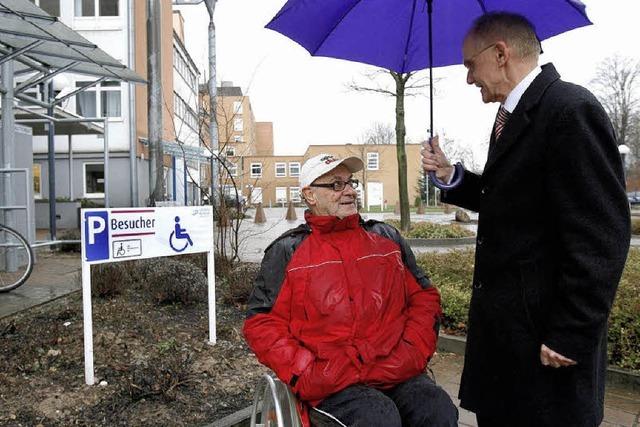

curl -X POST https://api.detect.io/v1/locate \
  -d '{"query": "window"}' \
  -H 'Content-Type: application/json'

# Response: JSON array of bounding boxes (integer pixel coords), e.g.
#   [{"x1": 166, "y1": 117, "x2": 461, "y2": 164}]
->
[
  {"x1": 233, "y1": 135, "x2": 243, "y2": 143},
  {"x1": 227, "y1": 162, "x2": 238, "y2": 177},
  {"x1": 174, "y1": 51, "x2": 196, "y2": 89},
  {"x1": 250, "y1": 163, "x2": 262, "y2": 178},
  {"x1": 275, "y1": 162, "x2": 286, "y2": 178},
  {"x1": 75, "y1": 0, "x2": 119, "y2": 17},
  {"x1": 225, "y1": 147, "x2": 235, "y2": 157},
  {"x1": 233, "y1": 101, "x2": 243, "y2": 115},
  {"x1": 233, "y1": 118, "x2": 243, "y2": 132},
  {"x1": 32, "y1": 164, "x2": 42, "y2": 198},
  {"x1": 250, "y1": 187, "x2": 262, "y2": 204},
  {"x1": 100, "y1": 81, "x2": 121, "y2": 118},
  {"x1": 367, "y1": 152, "x2": 379, "y2": 170},
  {"x1": 173, "y1": 93, "x2": 198, "y2": 130},
  {"x1": 289, "y1": 162, "x2": 300, "y2": 177},
  {"x1": 275, "y1": 187, "x2": 287, "y2": 204},
  {"x1": 84, "y1": 163, "x2": 105, "y2": 197},
  {"x1": 290, "y1": 187, "x2": 301, "y2": 203},
  {"x1": 76, "y1": 80, "x2": 121, "y2": 118},
  {"x1": 29, "y1": 0, "x2": 60, "y2": 16}
]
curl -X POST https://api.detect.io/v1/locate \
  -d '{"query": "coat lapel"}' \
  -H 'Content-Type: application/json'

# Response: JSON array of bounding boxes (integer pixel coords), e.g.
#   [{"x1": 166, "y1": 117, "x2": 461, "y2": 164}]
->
[{"x1": 483, "y1": 63, "x2": 561, "y2": 176}]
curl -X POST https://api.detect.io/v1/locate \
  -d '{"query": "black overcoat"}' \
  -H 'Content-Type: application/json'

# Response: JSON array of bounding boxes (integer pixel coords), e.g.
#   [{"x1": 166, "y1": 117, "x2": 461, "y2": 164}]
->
[{"x1": 442, "y1": 63, "x2": 630, "y2": 426}]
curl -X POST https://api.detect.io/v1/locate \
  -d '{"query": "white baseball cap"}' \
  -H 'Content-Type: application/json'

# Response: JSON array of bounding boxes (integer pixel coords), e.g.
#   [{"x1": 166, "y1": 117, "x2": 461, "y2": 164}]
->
[{"x1": 299, "y1": 153, "x2": 364, "y2": 188}]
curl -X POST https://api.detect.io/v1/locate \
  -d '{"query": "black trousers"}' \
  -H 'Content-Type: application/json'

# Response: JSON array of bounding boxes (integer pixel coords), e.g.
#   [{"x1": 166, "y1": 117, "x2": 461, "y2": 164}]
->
[{"x1": 310, "y1": 374, "x2": 458, "y2": 427}]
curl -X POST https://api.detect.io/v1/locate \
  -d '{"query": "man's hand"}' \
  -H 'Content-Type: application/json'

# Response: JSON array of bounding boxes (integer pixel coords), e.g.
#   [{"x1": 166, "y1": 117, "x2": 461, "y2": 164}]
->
[
  {"x1": 540, "y1": 344, "x2": 577, "y2": 368},
  {"x1": 421, "y1": 136, "x2": 454, "y2": 182}
]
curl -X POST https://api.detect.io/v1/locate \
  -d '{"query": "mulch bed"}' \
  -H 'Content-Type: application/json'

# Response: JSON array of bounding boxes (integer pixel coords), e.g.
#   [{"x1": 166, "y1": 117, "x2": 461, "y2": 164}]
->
[{"x1": 0, "y1": 283, "x2": 267, "y2": 426}]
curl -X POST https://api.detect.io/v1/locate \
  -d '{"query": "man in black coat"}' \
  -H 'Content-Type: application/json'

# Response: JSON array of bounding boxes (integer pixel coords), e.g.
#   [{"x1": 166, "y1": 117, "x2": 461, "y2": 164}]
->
[{"x1": 422, "y1": 12, "x2": 630, "y2": 427}]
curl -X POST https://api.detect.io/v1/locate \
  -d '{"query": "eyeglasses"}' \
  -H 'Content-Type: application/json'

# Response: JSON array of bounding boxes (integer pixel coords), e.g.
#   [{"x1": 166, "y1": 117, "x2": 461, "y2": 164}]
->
[
  {"x1": 463, "y1": 43, "x2": 496, "y2": 70},
  {"x1": 309, "y1": 178, "x2": 359, "y2": 192}
]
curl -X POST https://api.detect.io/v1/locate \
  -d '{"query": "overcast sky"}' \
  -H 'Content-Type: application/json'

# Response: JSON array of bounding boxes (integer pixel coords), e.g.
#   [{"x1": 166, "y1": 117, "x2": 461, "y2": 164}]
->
[{"x1": 175, "y1": 0, "x2": 640, "y2": 162}]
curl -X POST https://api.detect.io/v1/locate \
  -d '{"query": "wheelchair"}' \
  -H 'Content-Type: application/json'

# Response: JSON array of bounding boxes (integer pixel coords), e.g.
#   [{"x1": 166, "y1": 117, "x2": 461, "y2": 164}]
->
[{"x1": 249, "y1": 374, "x2": 345, "y2": 427}]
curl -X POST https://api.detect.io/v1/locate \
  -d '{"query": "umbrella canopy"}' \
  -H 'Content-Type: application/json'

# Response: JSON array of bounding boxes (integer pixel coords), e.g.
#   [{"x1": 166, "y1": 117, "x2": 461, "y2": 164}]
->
[
  {"x1": 267, "y1": 0, "x2": 592, "y2": 190},
  {"x1": 266, "y1": 0, "x2": 592, "y2": 74}
]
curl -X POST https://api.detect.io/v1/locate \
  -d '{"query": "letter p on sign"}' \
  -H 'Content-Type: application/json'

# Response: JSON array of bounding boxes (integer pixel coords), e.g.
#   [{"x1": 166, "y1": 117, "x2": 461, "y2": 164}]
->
[{"x1": 84, "y1": 211, "x2": 109, "y2": 262}]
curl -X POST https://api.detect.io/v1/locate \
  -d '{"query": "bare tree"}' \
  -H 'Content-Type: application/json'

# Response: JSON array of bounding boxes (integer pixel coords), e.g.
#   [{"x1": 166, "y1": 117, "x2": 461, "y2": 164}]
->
[
  {"x1": 440, "y1": 135, "x2": 483, "y2": 173},
  {"x1": 591, "y1": 55, "x2": 640, "y2": 158},
  {"x1": 361, "y1": 121, "x2": 395, "y2": 145},
  {"x1": 347, "y1": 70, "x2": 432, "y2": 232}
]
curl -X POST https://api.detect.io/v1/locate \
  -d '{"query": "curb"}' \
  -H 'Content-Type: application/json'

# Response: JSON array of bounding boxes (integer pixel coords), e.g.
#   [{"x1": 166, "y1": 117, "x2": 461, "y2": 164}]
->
[
  {"x1": 437, "y1": 334, "x2": 640, "y2": 392},
  {"x1": 407, "y1": 237, "x2": 476, "y2": 247}
]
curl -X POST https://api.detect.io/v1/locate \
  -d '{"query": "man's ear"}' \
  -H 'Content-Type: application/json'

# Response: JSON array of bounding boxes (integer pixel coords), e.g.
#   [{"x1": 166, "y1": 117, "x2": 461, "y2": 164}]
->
[
  {"x1": 495, "y1": 41, "x2": 509, "y2": 65},
  {"x1": 302, "y1": 188, "x2": 316, "y2": 205}
]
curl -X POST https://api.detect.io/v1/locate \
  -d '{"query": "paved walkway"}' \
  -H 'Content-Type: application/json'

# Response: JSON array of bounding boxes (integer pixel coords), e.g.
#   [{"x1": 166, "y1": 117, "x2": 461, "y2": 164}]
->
[
  {"x1": 430, "y1": 352, "x2": 640, "y2": 427},
  {"x1": 0, "y1": 250, "x2": 80, "y2": 319}
]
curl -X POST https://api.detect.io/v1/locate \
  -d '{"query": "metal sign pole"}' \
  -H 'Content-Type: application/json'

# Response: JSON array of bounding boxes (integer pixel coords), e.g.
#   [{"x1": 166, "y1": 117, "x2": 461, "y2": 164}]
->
[
  {"x1": 207, "y1": 248, "x2": 216, "y2": 344},
  {"x1": 80, "y1": 219, "x2": 95, "y2": 385}
]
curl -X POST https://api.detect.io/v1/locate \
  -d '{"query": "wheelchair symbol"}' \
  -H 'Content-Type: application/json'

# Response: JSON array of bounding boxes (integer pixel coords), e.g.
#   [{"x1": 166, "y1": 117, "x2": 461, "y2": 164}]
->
[{"x1": 169, "y1": 216, "x2": 194, "y2": 253}]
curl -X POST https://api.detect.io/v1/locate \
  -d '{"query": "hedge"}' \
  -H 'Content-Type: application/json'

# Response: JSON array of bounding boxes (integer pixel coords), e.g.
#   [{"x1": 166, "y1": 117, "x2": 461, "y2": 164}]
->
[
  {"x1": 386, "y1": 220, "x2": 475, "y2": 239},
  {"x1": 416, "y1": 248, "x2": 640, "y2": 372}
]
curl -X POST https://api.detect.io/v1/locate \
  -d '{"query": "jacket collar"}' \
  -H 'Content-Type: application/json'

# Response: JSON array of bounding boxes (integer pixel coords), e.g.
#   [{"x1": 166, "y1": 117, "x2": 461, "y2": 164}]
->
[
  {"x1": 484, "y1": 63, "x2": 561, "y2": 175},
  {"x1": 304, "y1": 210, "x2": 361, "y2": 234}
]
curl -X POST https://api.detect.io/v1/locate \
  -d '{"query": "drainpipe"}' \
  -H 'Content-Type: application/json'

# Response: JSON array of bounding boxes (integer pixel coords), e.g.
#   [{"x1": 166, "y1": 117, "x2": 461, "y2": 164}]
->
[{"x1": 128, "y1": 0, "x2": 138, "y2": 206}]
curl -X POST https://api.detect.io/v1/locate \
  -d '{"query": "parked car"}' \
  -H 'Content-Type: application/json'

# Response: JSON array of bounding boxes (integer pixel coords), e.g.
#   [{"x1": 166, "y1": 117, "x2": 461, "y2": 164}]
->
[{"x1": 627, "y1": 191, "x2": 640, "y2": 206}]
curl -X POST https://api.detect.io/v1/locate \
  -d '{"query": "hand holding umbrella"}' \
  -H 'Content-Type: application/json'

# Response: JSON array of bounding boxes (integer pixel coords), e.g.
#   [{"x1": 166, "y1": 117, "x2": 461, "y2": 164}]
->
[{"x1": 421, "y1": 136, "x2": 462, "y2": 188}]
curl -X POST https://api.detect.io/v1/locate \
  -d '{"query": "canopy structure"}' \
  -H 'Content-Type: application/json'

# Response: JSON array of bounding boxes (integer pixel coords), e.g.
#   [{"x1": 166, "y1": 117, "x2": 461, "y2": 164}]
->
[
  {"x1": 0, "y1": 0, "x2": 145, "y2": 84},
  {"x1": 0, "y1": 0, "x2": 145, "y2": 242}
]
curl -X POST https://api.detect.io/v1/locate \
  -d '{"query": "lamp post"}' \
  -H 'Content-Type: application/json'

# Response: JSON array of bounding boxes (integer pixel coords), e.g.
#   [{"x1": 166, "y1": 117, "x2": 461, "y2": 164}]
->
[{"x1": 619, "y1": 143, "x2": 631, "y2": 177}]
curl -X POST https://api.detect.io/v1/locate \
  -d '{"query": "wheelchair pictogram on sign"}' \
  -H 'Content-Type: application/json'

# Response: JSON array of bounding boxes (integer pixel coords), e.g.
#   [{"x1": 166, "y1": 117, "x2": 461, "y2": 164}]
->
[{"x1": 169, "y1": 216, "x2": 194, "y2": 252}]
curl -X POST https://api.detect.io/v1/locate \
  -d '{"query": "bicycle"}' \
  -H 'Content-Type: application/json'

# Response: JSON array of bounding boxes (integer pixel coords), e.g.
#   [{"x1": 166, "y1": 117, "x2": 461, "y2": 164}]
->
[{"x1": 0, "y1": 224, "x2": 34, "y2": 293}]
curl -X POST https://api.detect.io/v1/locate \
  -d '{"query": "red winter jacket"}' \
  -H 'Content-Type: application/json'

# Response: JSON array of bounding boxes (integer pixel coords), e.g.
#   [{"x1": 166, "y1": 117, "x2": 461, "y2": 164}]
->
[{"x1": 243, "y1": 212, "x2": 441, "y2": 410}]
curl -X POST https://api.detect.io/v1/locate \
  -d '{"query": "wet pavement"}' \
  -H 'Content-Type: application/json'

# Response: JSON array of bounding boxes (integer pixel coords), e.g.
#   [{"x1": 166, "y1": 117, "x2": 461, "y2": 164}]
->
[
  {"x1": 0, "y1": 250, "x2": 80, "y2": 320},
  {"x1": 430, "y1": 352, "x2": 640, "y2": 427}
]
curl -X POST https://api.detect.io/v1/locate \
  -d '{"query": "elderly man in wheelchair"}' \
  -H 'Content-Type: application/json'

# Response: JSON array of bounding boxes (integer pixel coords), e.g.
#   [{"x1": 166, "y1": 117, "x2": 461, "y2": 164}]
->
[{"x1": 244, "y1": 154, "x2": 458, "y2": 427}]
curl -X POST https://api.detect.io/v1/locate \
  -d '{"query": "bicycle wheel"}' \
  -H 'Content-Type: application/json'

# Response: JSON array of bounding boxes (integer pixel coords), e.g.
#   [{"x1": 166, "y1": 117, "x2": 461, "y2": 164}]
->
[{"x1": 0, "y1": 224, "x2": 34, "y2": 293}]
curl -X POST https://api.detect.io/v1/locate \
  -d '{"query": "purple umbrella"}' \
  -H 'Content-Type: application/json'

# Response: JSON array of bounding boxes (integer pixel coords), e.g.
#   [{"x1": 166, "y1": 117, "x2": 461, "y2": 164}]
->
[{"x1": 266, "y1": 0, "x2": 592, "y2": 189}]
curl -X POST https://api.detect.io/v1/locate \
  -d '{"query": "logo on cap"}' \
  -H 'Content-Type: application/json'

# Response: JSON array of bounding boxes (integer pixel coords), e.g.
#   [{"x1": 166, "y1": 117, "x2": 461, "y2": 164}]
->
[{"x1": 320, "y1": 155, "x2": 339, "y2": 165}]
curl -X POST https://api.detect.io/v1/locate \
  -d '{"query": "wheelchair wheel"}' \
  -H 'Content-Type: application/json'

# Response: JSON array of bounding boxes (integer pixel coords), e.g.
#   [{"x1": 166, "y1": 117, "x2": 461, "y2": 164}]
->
[{"x1": 250, "y1": 374, "x2": 302, "y2": 427}]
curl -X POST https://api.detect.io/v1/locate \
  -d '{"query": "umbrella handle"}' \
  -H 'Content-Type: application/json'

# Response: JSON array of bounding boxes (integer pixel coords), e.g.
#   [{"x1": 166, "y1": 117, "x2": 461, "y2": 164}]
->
[
  {"x1": 428, "y1": 164, "x2": 464, "y2": 190},
  {"x1": 426, "y1": 138, "x2": 464, "y2": 190}
]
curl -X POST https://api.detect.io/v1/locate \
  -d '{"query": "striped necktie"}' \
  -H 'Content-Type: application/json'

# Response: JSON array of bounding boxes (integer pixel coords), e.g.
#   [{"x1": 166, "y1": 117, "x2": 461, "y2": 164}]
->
[{"x1": 494, "y1": 105, "x2": 511, "y2": 141}]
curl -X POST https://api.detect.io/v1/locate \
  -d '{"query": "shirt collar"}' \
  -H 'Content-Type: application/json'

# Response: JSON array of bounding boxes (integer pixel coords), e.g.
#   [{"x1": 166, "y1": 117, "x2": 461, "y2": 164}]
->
[{"x1": 503, "y1": 65, "x2": 542, "y2": 113}]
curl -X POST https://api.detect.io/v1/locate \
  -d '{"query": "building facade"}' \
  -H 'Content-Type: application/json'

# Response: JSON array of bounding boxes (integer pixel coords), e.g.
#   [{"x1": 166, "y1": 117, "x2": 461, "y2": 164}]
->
[
  {"x1": 25, "y1": 0, "x2": 205, "y2": 217},
  {"x1": 204, "y1": 83, "x2": 424, "y2": 209}
]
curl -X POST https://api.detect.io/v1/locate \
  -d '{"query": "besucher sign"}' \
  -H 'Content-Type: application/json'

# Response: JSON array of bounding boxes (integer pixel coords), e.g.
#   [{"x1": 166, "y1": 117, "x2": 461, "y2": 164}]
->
[
  {"x1": 83, "y1": 207, "x2": 213, "y2": 263},
  {"x1": 80, "y1": 206, "x2": 215, "y2": 385}
]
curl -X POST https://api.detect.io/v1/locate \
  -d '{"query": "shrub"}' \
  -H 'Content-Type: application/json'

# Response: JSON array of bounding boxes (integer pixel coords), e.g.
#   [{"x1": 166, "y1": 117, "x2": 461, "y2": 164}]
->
[
  {"x1": 89, "y1": 263, "x2": 131, "y2": 298},
  {"x1": 386, "y1": 220, "x2": 475, "y2": 239},
  {"x1": 215, "y1": 253, "x2": 234, "y2": 278},
  {"x1": 58, "y1": 229, "x2": 81, "y2": 252},
  {"x1": 416, "y1": 247, "x2": 640, "y2": 372},
  {"x1": 128, "y1": 351, "x2": 194, "y2": 402},
  {"x1": 608, "y1": 248, "x2": 640, "y2": 371},
  {"x1": 144, "y1": 258, "x2": 207, "y2": 305},
  {"x1": 79, "y1": 198, "x2": 103, "y2": 208},
  {"x1": 416, "y1": 249, "x2": 474, "y2": 333},
  {"x1": 218, "y1": 263, "x2": 260, "y2": 307}
]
